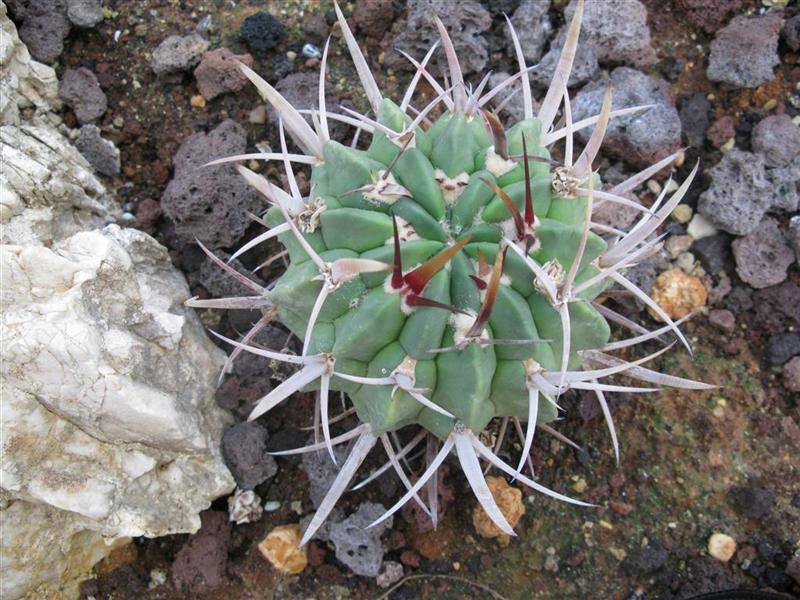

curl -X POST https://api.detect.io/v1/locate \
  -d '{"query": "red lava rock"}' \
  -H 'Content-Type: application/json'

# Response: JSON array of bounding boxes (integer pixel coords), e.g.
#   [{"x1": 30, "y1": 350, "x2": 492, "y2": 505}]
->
[
  {"x1": 706, "y1": 116, "x2": 735, "y2": 148},
  {"x1": 736, "y1": 543, "x2": 758, "y2": 564},
  {"x1": 315, "y1": 564, "x2": 346, "y2": 585},
  {"x1": 384, "y1": 530, "x2": 407, "y2": 551},
  {"x1": 401, "y1": 465, "x2": 455, "y2": 532},
  {"x1": 353, "y1": 0, "x2": 393, "y2": 39},
  {"x1": 194, "y1": 48, "x2": 255, "y2": 101},
  {"x1": 171, "y1": 511, "x2": 231, "y2": 595},
  {"x1": 723, "y1": 338, "x2": 745, "y2": 356},
  {"x1": 400, "y1": 550, "x2": 421, "y2": 568},
  {"x1": 134, "y1": 198, "x2": 161, "y2": 232},
  {"x1": 307, "y1": 541, "x2": 327, "y2": 567},
  {"x1": 752, "y1": 282, "x2": 800, "y2": 334},
  {"x1": 708, "y1": 308, "x2": 736, "y2": 333},
  {"x1": 58, "y1": 67, "x2": 107, "y2": 124},
  {"x1": 784, "y1": 356, "x2": 800, "y2": 392},
  {"x1": 674, "y1": 0, "x2": 746, "y2": 34},
  {"x1": 609, "y1": 501, "x2": 634, "y2": 516},
  {"x1": 609, "y1": 471, "x2": 626, "y2": 490},
  {"x1": 566, "y1": 551, "x2": 586, "y2": 567},
  {"x1": 302, "y1": 13, "x2": 330, "y2": 43}
]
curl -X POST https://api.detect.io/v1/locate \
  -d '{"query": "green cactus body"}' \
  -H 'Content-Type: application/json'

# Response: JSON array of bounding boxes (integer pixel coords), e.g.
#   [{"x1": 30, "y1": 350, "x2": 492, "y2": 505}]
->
[
  {"x1": 202, "y1": 0, "x2": 707, "y2": 544},
  {"x1": 263, "y1": 101, "x2": 609, "y2": 438}
]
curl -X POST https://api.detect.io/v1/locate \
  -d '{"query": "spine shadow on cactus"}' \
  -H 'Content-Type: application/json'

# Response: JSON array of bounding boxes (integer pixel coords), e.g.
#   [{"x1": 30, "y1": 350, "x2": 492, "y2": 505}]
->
[{"x1": 188, "y1": 0, "x2": 712, "y2": 545}]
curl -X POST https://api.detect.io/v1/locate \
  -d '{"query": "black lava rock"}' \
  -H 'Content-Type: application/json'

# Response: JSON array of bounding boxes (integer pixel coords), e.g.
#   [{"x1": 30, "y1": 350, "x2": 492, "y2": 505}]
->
[
  {"x1": 692, "y1": 233, "x2": 732, "y2": 275},
  {"x1": 679, "y1": 92, "x2": 711, "y2": 148},
  {"x1": 221, "y1": 422, "x2": 277, "y2": 490},
  {"x1": 729, "y1": 484, "x2": 775, "y2": 519},
  {"x1": 240, "y1": 12, "x2": 286, "y2": 52},
  {"x1": 765, "y1": 333, "x2": 800, "y2": 366},
  {"x1": 621, "y1": 542, "x2": 668, "y2": 575}
]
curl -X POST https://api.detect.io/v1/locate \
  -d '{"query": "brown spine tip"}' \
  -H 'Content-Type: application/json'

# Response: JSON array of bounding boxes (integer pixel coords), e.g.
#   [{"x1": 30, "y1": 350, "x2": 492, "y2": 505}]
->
[
  {"x1": 404, "y1": 236, "x2": 472, "y2": 294},
  {"x1": 521, "y1": 135, "x2": 535, "y2": 227},
  {"x1": 466, "y1": 245, "x2": 507, "y2": 338},
  {"x1": 406, "y1": 294, "x2": 469, "y2": 315},
  {"x1": 481, "y1": 109, "x2": 508, "y2": 160},
  {"x1": 481, "y1": 177, "x2": 525, "y2": 242},
  {"x1": 391, "y1": 215, "x2": 405, "y2": 289}
]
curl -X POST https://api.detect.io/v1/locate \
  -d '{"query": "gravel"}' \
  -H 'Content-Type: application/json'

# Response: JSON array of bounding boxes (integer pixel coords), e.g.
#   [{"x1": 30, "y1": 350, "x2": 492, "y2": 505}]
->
[
  {"x1": 732, "y1": 218, "x2": 794, "y2": 289},
  {"x1": 74, "y1": 124, "x2": 120, "y2": 176},
  {"x1": 751, "y1": 114, "x2": 800, "y2": 168},
  {"x1": 564, "y1": 0, "x2": 657, "y2": 66},
  {"x1": 571, "y1": 67, "x2": 681, "y2": 169},
  {"x1": 151, "y1": 34, "x2": 209, "y2": 76},
  {"x1": 160, "y1": 119, "x2": 262, "y2": 250},
  {"x1": 58, "y1": 67, "x2": 107, "y2": 123},
  {"x1": 221, "y1": 422, "x2": 278, "y2": 490},
  {"x1": 239, "y1": 11, "x2": 286, "y2": 52},
  {"x1": 707, "y1": 12, "x2": 783, "y2": 88}
]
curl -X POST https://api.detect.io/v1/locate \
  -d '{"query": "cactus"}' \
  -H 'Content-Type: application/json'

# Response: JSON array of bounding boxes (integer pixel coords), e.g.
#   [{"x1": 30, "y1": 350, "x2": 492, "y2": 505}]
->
[{"x1": 192, "y1": 0, "x2": 710, "y2": 544}]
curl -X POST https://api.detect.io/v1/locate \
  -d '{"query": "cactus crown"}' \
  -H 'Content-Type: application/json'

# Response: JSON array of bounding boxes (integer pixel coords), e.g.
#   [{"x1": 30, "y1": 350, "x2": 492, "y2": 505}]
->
[{"x1": 196, "y1": 0, "x2": 709, "y2": 543}]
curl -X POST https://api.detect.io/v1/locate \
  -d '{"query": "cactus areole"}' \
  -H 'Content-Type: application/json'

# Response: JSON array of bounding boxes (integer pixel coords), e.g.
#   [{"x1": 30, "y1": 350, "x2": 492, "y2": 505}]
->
[{"x1": 196, "y1": 0, "x2": 709, "y2": 543}]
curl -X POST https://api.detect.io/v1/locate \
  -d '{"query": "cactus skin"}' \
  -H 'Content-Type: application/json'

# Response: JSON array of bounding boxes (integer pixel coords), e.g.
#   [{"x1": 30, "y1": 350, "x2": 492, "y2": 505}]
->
[
  {"x1": 195, "y1": 0, "x2": 711, "y2": 544},
  {"x1": 269, "y1": 103, "x2": 608, "y2": 440}
]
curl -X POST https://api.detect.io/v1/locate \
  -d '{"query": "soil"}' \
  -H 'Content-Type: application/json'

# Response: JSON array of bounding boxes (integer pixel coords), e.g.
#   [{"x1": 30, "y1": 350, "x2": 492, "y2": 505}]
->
[{"x1": 24, "y1": 0, "x2": 799, "y2": 598}]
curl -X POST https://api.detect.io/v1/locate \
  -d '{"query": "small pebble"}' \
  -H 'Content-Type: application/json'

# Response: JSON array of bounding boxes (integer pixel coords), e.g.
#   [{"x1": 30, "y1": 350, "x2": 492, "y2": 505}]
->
[
  {"x1": 609, "y1": 501, "x2": 634, "y2": 516},
  {"x1": 190, "y1": 95, "x2": 206, "y2": 108},
  {"x1": 302, "y1": 43, "x2": 322, "y2": 59},
  {"x1": 708, "y1": 309, "x2": 736, "y2": 333},
  {"x1": 672, "y1": 204, "x2": 693, "y2": 224},
  {"x1": 609, "y1": 547, "x2": 627, "y2": 561},
  {"x1": 784, "y1": 356, "x2": 800, "y2": 392},
  {"x1": 708, "y1": 532, "x2": 737, "y2": 562},
  {"x1": 249, "y1": 105, "x2": 268, "y2": 125},
  {"x1": 665, "y1": 234, "x2": 694, "y2": 258},
  {"x1": 376, "y1": 562, "x2": 404, "y2": 588},
  {"x1": 472, "y1": 476, "x2": 525, "y2": 545},
  {"x1": 264, "y1": 500, "x2": 281, "y2": 512},
  {"x1": 687, "y1": 213, "x2": 718, "y2": 240},
  {"x1": 675, "y1": 252, "x2": 696, "y2": 273},
  {"x1": 258, "y1": 524, "x2": 307, "y2": 574},
  {"x1": 649, "y1": 268, "x2": 708, "y2": 320}
]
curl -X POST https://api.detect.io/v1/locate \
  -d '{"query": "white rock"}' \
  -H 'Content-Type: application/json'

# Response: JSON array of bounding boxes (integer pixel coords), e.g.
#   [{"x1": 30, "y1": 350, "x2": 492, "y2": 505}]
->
[
  {"x1": 708, "y1": 532, "x2": 737, "y2": 562},
  {"x1": 0, "y1": 4, "x2": 60, "y2": 126},
  {"x1": 687, "y1": 213, "x2": 718, "y2": 241},
  {"x1": 1, "y1": 124, "x2": 118, "y2": 246},
  {"x1": 1, "y1": 226, "x2": 235, "y2": 599}
]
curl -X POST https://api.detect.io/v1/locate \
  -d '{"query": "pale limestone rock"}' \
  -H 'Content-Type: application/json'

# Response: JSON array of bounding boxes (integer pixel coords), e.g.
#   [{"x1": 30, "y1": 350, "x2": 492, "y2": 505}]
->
[
  {"x1": 1, "y1": 124, "x2": 117, "y2": 245},
  {"x1": 0, "y1": 4, "x2": 60, "y2": 126},
  {"x1": 1, "y1": 225, "x2": 235, "y2": 600}
]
